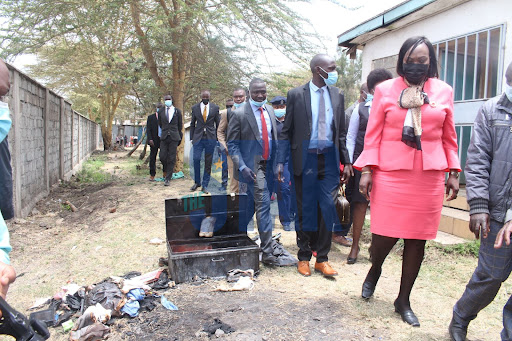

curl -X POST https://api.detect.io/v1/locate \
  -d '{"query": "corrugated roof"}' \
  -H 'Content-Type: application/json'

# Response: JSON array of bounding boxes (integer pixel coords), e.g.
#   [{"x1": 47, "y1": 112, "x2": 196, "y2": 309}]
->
[{"x1": 338, "y1": 0, "x2": 468, "y2": 48}]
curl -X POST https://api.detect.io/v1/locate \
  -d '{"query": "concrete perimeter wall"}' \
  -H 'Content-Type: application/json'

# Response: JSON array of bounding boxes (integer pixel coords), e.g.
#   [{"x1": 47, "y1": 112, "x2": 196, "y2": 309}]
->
[{"x1": 4, "y1": 63, "x2": 103, "y2": 218}]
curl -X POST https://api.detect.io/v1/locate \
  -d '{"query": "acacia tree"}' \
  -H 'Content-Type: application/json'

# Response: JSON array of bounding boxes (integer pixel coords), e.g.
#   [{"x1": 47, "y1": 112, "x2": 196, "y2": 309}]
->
[
  {"x1": 1, "y1": 0, "x2": 322, "y2": 169},
  {"x1": 129, "y1": 0, "x2": 317, "y2": 171},
  {"x1": 0, "y1": 0, "x2": 143, "y2": 150}
]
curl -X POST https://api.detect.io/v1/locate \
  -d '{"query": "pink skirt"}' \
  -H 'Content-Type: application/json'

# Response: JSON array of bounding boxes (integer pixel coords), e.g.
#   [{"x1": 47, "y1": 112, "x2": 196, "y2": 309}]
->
[{"x1": 370, "y1": 150, "x2": 445, "y2": 240}]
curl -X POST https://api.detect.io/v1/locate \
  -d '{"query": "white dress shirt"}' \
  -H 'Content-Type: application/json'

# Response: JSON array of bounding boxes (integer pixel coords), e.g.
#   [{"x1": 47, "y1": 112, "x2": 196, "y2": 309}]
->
[
  {"x1": 200, "y1": 102, "x2": 210, "y2": 121},
  {"x1": 346, "y1": 100, "x2": 372, "y2": 163}
]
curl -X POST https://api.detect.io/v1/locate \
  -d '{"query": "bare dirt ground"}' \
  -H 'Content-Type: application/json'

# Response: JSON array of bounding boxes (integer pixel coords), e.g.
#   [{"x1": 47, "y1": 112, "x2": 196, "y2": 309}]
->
[{"x1": 5, "y1": 150, "x2": 510, "y2": 341}]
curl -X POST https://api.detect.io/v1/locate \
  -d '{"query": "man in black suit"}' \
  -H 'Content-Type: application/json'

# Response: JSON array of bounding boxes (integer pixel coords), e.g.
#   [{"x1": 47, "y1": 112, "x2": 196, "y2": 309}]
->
[
  {"x1": 277, "y1": 54, "x2": 353, "y2": 277},
  {"x1": 146, "y1": 102, "x2": 166, "y2": 181},
  {"x1": 157, "y1": 94, "x2": 183, "y2": 186},
  {"x1": 228, "y1": 78, "x2": 296, "y2": 267},
  {"x1": 190, "y1": 90, "x2": 220, "y2": 194}
]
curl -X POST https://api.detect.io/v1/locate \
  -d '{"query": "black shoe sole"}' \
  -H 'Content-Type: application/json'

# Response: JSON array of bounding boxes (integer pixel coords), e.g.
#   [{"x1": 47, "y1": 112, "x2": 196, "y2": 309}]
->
[
  {"x1": 361, "y1": 281, "x2": 376, "y2": 299},
  {"x1": 394, "y1": 302, "x2": 420, "y2": 327}
]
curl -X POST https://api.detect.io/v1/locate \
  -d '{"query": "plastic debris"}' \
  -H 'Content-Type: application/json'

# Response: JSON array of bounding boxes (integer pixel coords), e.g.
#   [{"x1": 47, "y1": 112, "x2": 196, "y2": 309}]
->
[
  {"x1": 160, "y1": 296, "x2": 178, "y2": 311},
  {"x1": 171, "y1": 171, "x2": 184, "y2": 179},
  {"x1": 216, "y1": 276, "x2": 254, "y2": 292},
  {"x1": 149, "y1": 238, "x2": 164, "y2": 245},
  {"x1": 62, "y1": 319, "x2": 74, "y2": 333}
]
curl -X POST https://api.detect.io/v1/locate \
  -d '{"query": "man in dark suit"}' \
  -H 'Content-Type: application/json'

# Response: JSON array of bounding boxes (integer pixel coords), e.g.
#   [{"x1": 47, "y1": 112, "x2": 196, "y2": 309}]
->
[
  {"x1": 190, "y1": 90, "x2": 220, "y2": 194},
  {"x1": 146, "y1": 102, "x2": 166, "y2": 181},
  {"x1": 157, "y1": 94, "x2": 183, "y2": 186},
  {"x1": 277, "y1": 54, "x2": 353, "y2": 277},
  {"x1": 228, "y1": 78, "x2": 296, "y2": 267}
]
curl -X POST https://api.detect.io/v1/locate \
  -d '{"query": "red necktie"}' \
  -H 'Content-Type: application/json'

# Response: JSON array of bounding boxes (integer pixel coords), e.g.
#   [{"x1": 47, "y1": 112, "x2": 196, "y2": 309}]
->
[{"x1": 259, "y1": 107, "x2": 269, "y2": 160}]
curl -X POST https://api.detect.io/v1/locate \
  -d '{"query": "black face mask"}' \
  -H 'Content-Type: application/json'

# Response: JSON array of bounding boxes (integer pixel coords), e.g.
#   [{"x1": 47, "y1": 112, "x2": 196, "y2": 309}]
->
[
  {"x1": 202, "y1": 99, "x2": 209, "y2": 105},
  {"x1": 403, "y1": 63, "x2": 429, "y2": 85}
]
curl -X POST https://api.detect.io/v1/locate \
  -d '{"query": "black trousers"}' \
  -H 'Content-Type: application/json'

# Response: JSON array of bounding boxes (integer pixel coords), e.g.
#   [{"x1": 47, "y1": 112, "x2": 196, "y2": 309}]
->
[
  {"x1": 294, "y1": 149, "x2": 339, "y2": 263},
  {"x1": 149, "y1": 145, "x2": 166, "y2": 177},
  {"x1": 159, "y1": 137, "x2": 179, "y2": 181}
]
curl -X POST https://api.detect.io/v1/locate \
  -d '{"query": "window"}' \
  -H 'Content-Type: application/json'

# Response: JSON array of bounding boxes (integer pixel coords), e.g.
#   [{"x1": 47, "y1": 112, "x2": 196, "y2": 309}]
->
[{"x1": 434, "y1": 26, "x2": 504, "y2": 101}]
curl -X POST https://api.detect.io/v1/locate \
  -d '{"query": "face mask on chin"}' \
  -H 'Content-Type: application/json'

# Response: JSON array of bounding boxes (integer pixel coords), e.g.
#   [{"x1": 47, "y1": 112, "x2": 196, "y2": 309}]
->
[
  {"x1": 234, "y1": 102, "x2": 243, "y2": 109},
  {"x1": 403, "y1": 63, "x2": 429, "y2": 85},
  {"x1": 202, "y1": 99, "x2": 209, "y2": 105},
  {"x1": 249, "y1": 97, "x2": 267, "y2": 108}
]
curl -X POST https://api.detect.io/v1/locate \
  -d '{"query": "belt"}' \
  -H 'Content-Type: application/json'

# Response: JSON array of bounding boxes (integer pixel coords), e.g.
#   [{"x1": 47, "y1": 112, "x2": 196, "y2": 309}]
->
[{"x1": 307, "y1": 146, "x2": 333, "y2": 154}]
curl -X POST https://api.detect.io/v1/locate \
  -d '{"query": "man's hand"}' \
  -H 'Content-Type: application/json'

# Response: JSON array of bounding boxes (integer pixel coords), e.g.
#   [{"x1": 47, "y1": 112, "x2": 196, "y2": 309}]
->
[
  {"x1": 276, "y1": 163, "x2": 284, "y2": 183},
  {"x1": 469, "y1": 213, "x2": 490, "y2": 239},
  {"x1": 342, "y1": 164, "x2": 354, "y2": 184},
  {"x1": 495, "y1": 220, "x2": 512, "y2": 249},
  {"x1": 242, "y1": 167, "x2": 256, "y2": 183},
  {"x1": 445, "y1": 174, "x2": 459, "y2": 201},
  {"x1": 359, "y1": 169, "x2": 372, "y2": 201},
  {"x1": 149, "y1": 140, "x2": 154, "y2": 147},
  {"x1": 0, "y1": 262, "x2": 15, "y2": 302}
]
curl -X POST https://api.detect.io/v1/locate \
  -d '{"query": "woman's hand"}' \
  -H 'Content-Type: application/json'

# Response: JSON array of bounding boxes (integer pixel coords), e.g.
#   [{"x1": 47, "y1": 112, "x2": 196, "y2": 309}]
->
[
  {"x1": 359, "y1": 167, "x2": 372, "y2": 201},
  {"x1": 445, "y1": 172, "x2": 459, "y2": 201}
]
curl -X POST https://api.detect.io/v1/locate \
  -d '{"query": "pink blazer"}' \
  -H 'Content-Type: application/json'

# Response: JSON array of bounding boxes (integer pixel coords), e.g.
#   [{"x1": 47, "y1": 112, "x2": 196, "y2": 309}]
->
[{"x1": 354, "y1": 77, "x2": 461, "y2": 172}]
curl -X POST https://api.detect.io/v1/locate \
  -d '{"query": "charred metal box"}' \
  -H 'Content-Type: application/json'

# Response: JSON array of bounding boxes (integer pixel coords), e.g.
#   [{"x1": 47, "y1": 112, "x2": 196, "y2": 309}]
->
[{"x1": 165, "y1": 193, "x2": 259, "y2": 283}]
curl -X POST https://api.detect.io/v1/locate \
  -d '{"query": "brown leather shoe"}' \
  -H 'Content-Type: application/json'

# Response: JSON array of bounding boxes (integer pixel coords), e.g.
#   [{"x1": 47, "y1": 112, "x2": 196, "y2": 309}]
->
[
  {"x1": 332, "y1": 233, "x2": 352, "y2": 247},
  {"x1": 297, "y1": 261, "x2": 311, "y2": 277},
  {"x1": 314, "y1": 262, "x2": 338, "y2": 277},
  {"x1": 149, "y1": 175, "x2": 155, "y2": 181}
]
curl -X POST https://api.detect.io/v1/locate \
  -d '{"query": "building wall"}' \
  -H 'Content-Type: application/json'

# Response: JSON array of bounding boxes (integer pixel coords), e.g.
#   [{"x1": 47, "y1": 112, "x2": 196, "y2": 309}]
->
[
  {"x1": 360, "y1": 0, "x2": 511, "y2": 124},
  {"x1": 5, "y1": 63, "x2": 102, "y2": 217}
]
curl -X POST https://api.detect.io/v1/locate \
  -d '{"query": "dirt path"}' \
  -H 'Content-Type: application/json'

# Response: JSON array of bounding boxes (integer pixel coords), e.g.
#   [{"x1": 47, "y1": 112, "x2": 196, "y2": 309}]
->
[{"x1": 5, "y1": 151, "x2": 508, "y2": 341}]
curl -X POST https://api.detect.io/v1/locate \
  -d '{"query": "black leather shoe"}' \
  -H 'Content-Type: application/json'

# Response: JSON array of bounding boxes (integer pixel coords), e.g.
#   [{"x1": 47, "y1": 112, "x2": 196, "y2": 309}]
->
[
  {"x1": 201, "y1": 187, "x2": 209, "y2": 194},
  {"x1": 394, "y1": 301, "x2": 420, "y2": 327},
  {"x1": 361, "y1": 281, "x2": 376, "y2": 299},
  {"x1": 164, "y1": 180, "x2": 170, "y2": 186},
  {"x1": 190, "y1": 183, "x2": 200, "y2": 191},
  {"x1": 448, "y1": 317, "x2": 467, "y2": 341}
]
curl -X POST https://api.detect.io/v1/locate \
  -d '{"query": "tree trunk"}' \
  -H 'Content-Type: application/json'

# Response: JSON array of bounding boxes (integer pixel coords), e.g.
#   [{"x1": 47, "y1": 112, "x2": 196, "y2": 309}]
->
[
  {"x1": 139, "y1": 138, "x2": 148, "y2": 160},
  {"x1": 127, "y1": 129, "x2": 146, "y2": 157},
  {"x1": 101, "y1": 124, "x2": 112, "y2": 150}
]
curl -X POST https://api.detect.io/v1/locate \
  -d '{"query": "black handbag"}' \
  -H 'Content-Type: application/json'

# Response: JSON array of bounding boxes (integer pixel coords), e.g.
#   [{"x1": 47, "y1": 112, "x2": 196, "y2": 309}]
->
[{"x1": 336, "y1": 184, "x2": 350, "y2": 225}]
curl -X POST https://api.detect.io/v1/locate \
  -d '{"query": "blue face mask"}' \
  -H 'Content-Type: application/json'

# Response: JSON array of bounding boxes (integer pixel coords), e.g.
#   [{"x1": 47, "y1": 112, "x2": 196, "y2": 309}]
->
[
  {"x1": 0, "y1": 102, "x2": 12, "y2": 143},
  {"x1": 274, "y1": 108, "x2": 285, "y2": 118},
  {"x1": 318, "y1": 66, "x2": 338, "y2": 86},
  {"x1": 234, "y1": 102, "x2": 243, "y2": 109},
  {"x1": 505, "y1": 82, "x2": 512, "y2": 102},
  {"x1": 164, "y1": 100, "x2": 173, "y2": 107},
  {"x1": 249, "y1": 97, "x2": 267, "y2": 108},
  {"x1": 365, "y1": 94, "x2": 374, "y2": 103}
]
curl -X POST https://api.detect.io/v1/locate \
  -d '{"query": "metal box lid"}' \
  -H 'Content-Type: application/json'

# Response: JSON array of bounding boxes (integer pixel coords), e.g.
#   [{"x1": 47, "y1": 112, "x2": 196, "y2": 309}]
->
[{"x1": 165, "y1": 193, "x2": 248, "y2": 241}]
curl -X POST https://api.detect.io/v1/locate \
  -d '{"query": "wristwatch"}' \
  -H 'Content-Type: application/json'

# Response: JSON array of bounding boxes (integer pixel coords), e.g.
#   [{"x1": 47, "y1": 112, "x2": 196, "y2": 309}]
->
[{"x1": 449, "y1": 170, "x2": 459, "y2": 178}]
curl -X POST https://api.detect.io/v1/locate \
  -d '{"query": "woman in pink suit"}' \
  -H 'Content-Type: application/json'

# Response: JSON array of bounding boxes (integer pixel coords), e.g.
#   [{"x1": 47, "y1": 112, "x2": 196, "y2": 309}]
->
[{"x1": 355, "y1": 36, "x2": 460, "y2": 327}]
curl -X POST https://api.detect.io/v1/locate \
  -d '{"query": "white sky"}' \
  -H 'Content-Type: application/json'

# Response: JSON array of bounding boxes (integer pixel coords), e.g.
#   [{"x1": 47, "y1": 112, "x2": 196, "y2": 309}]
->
[{"x1": 9, "y1": 0, "x2": 405, "y2": 75}]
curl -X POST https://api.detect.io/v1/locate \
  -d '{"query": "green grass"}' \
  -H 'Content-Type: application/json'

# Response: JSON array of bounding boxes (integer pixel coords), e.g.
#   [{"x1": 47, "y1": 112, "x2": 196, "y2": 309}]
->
[
  {"x1": 430, "y1": 239, "x2": 480, "y2": 257},
  {"x1": 76, "y1": 158, "x2": 112, "y2": 183}
]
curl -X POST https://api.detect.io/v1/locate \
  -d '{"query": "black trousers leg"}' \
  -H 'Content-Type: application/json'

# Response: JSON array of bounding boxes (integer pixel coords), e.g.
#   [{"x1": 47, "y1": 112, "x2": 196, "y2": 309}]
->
[{"x1": 149, "y1": 146, "x2": 158, "y2": 176}]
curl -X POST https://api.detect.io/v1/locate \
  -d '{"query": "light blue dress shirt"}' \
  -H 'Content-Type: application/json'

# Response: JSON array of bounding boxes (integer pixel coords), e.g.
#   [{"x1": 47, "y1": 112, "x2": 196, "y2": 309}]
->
[
  {"x1": 346, "y1": 101, "x2": 372, "y2": 163},
  {"x1": 239, "y1": 102, "x2": 272, "y2": 171},
  {"x1": 309, "y1": 81, "x2": 333, "y2": 149},
  {"x1": 0, "y1": 214, "x2": 11, "y2": 265}
]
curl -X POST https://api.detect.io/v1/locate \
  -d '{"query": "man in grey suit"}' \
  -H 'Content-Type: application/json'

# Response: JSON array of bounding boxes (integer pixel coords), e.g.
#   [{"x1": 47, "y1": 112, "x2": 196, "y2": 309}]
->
[
  {"x1": 277, "y1": 54, "x2": 353, "y2": 277},
  {"x1": 190, "y1": 90, "x2": 220, "y2": 194},
  {"x1": 228, "y1": 78, "x2": 296, "y2": 267}
]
